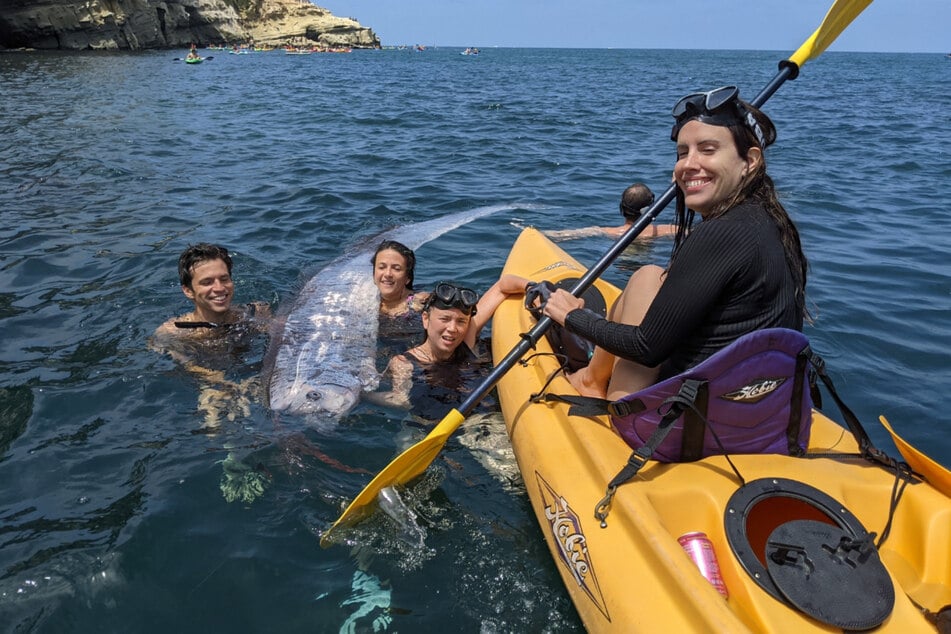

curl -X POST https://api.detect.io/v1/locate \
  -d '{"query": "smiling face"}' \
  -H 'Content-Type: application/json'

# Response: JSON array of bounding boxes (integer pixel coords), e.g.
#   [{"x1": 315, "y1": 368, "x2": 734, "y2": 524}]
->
[
  {"x1": 373, "y1": 248, "x2": 411, "y2": 302},
  {"x1": 674, "y1": 119, "x2": 761, "y2": 218},
  {"x1": 181, "y1": 258, "x2": 234, "y2": 321},
  {"x1": 421, "y1": 305, "x2": 471, "y2": 360}
]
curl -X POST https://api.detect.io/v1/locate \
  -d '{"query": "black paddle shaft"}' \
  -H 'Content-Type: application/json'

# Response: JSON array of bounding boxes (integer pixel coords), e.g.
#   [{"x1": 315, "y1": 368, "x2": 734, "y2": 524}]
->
[{"x1": 454, "y1": 62, "x2": 801, "y2": 420}]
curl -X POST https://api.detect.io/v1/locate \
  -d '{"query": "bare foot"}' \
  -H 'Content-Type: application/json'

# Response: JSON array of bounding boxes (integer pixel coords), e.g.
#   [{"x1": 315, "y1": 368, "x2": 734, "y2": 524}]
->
[{"x1": 566, "y1": 366, "x2": 607, "y2": 399}]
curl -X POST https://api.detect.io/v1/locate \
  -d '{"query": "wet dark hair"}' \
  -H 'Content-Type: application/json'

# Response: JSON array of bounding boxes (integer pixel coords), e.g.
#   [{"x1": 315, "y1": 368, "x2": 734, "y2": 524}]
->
[
  {"x1": 178, "y1": 243, "x2": 233, "y2": 287},
  {"x1": 672, "y1": 101, "x2": 808, "y2": 320},
  {"x1": 372, "y1": 240, "x2": 417, "y2": 290},
  {"x1": 619, "y1": 183, "x2": 655, "y2": 221}
]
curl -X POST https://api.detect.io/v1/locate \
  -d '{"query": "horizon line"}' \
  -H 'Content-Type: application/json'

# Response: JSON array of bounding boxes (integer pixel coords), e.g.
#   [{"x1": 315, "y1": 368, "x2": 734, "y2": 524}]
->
[{"x1": 377, "y1": 44, "x2": 947, "y2": 55}]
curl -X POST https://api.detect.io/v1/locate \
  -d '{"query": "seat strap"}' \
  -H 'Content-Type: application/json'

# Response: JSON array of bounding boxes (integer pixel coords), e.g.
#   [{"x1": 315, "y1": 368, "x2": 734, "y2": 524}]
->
[
  {"x1": 807, "y1": 347, "x2": 905, "y2": 472},
  {"x1": 680, "y1": 382, "x2": 708, "y2": 461},
  {"x1": 594, "y1": 380, "x2": 703, "y2": 527},
  {"x1": 785, "y1": 346, "x2": 809, "y2": 456},
  {"x1": 538, "y1": 391, "x2": 648, "y2": 418}
]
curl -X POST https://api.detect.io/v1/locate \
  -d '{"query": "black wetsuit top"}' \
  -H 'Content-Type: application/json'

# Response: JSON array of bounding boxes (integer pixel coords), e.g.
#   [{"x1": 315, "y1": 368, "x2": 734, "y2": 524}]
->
[
  {"x1": 167, "y1": 303, "x2": 268, "y2": 372},
  {"x1": 405, "y1": 344, "x2": 495, "y2": 421},
  {"x1": 377, "y1": 302, "x2": 425, "y2": 368},
  {"x1": 565, "y1": 200, "x2": 802, "y2": 380}
]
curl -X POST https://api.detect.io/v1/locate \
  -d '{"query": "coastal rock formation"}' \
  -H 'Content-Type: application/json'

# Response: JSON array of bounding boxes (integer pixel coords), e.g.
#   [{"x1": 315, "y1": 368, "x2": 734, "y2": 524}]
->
[
  {"x1": 244, "y1": 1, "x2": 379, "y2": 49},
  {"x1": 0, "y1": 0, "x2": 380, "y2": 50},
  {"x1": 0, "y1": 0, "x2": 243, "y2": 49}
]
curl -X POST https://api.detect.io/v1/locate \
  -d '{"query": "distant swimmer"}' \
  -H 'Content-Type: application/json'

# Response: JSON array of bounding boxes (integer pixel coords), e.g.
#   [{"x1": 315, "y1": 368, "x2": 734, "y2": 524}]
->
[{"x1": 543, "y1": 182, "x2": 677, "y2": 242}]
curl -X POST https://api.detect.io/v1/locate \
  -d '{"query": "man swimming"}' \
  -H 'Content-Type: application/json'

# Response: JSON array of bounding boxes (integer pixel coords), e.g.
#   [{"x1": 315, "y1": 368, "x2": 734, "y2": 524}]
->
[
  {"x1": 150, "y1": 242, "x2": 275, "y2": 501},
  {"x1": 150, "y1": 243, "x2": 271, "y2": 426},
  {"x1": 152, "y1": 243, "x2": 270, "y2": 343}
]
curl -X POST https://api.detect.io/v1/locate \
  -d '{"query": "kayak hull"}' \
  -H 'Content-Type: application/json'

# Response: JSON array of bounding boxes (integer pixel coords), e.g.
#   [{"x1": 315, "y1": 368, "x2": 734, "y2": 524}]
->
[{"x1": 492, "y1": 228, "x2": 951, "y2": 632}]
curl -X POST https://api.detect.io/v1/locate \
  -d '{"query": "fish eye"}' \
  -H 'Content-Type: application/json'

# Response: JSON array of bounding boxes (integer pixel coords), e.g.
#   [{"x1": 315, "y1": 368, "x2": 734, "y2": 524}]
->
[{"x1": 306, "y1": 391, "x2": 322, "y2": 401}]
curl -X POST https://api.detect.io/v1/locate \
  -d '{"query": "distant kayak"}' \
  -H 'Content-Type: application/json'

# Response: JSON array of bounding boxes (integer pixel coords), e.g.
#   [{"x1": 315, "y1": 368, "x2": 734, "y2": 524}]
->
[{"x1": 185, "y1": 57, "x2": 203, "y2": 64}]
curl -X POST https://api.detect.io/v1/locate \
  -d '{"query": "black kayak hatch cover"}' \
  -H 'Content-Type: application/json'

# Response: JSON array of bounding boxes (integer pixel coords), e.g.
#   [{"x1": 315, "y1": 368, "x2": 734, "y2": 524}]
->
[{"x1": 765, "y1": 519, "x2": 895, "y2": 630}]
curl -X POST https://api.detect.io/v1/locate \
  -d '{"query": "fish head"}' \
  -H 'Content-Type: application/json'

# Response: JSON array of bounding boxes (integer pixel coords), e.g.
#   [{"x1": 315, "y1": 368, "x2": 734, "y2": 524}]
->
[{"x1": 269, "y1": 378, "x2": 361, "y2": 418}]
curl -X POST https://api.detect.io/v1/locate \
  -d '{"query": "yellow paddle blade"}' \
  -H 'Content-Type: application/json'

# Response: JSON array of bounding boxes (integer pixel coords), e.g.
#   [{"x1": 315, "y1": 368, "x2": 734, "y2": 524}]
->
[
  {"x1": 788, "y1": 0, "x2": 873, "y2": 68},
  {"x1": 320, "y1": 408, "x2": 467, "y2": 546},
  {"x1": 880, "y1": 415, "x2": 951, "y2": 498}
]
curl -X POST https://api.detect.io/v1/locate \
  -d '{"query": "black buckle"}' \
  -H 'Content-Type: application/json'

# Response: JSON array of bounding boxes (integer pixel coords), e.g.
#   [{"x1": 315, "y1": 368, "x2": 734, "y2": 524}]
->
[
  {"x1": 608, "y1": 401, "x2": 634, "y2": 417},
  {"x1": 628, "y1": 446, "x2": 651, "y2": 469}
]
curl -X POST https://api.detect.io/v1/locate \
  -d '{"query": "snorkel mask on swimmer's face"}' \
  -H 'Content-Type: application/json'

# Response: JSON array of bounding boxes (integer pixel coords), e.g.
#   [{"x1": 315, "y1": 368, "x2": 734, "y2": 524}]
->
[
  {"x1": 426, "y1": 282, "x2": 479, "y2": 316},
  {"x1": 670, "y1": 85, "x2": 768, "y2": 148}
]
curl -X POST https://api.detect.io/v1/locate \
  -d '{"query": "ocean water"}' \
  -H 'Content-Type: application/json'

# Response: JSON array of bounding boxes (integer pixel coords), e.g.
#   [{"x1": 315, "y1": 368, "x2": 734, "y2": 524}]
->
[{"x1": 0, "y1": 46, "x2": 949, "y2": 632}]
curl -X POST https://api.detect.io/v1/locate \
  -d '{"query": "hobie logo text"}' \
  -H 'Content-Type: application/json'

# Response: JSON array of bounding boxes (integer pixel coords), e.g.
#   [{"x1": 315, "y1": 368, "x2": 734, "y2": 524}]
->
[{"x1": 721, "y1": 377, "x2": 786, "y2": 404}]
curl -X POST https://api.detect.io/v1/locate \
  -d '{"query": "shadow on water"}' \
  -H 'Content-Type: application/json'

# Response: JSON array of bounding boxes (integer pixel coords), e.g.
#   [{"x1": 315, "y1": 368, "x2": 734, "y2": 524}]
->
[{"x1": 0, "y1": 386, "x2": 32, "y2": 458}]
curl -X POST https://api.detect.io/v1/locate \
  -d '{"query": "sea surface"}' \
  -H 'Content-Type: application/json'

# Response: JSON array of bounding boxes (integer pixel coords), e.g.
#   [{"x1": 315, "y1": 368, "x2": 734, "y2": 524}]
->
[{"x1": 0, "y1": 46, "x2": 949, "y2": 633}]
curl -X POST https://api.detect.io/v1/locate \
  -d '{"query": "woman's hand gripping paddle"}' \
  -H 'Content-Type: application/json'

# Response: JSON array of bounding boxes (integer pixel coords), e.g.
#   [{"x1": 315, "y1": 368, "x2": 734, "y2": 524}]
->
[{"x1": 321, "y1": 0, "x2": 876, "y2": 546}]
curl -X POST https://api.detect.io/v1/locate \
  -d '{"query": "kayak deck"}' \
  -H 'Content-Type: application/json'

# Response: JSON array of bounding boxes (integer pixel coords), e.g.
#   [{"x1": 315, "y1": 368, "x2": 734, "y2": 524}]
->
[{"x1": 492, "y1": 228, "x2": 951, "y2": 632}]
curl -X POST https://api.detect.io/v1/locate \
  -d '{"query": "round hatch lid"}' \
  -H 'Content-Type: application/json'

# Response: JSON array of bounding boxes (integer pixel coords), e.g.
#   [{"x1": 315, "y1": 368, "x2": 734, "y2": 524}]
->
[
  {"x1": 765, "y1": 519, "x2": 895, "y2": 630},
  {"x1": 724, "y1": 477, "x2": 867, "y2": 603}
]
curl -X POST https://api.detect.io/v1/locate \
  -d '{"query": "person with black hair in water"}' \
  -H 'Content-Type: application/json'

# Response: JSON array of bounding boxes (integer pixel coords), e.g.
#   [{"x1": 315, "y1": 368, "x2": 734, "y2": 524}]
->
[
  {"x1": 371, "y1": 239, "x2": 433, "y2": 355},
  {"x1": 366, "y1": 275, "x2": 529, "y2": 417},
  {"x1": 151, "y1": 243, "x2": 271, "y2": 351},
  {"x1": 150, "y1": 243, "x2": 272, "y2": 426},
  {"x1": 544, "y1": 182, "x2": 677, "y2": 242}
]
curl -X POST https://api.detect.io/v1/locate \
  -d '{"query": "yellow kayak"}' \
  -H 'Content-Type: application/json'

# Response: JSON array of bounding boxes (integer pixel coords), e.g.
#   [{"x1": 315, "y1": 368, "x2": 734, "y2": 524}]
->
[{"x1": 492, "y1": 227, "x2": 951, "y2": 632}]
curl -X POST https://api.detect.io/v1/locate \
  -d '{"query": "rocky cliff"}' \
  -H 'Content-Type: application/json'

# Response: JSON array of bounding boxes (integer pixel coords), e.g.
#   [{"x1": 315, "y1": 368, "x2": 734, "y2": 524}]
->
[{"x1": 0, "y1": 0, "x2": 380, "y2": 50}]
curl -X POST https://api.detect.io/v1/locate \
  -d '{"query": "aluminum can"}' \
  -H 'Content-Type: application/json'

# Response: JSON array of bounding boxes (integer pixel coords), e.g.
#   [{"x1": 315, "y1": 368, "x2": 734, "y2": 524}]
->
[{"x1": 678, "y1": 531, "x2": 729, "y2": 598}]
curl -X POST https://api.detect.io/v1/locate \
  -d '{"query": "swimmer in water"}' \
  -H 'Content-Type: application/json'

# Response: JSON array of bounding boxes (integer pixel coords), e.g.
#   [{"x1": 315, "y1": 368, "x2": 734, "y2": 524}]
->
[
  {"x1": 543, "y1": 182, "x2": 678, "y2": 242},
  {"x1": 365, "y1": 275, "x2": 529, "y2": 416},
  {"x1": 372, "y1": 239, "x2": 430, "y2": 319},
  {"x1": 152, "y1": 243, "x2": 270, "y2": 344},
  {"x1": 150, "y1": 243, "x2": 272, "y2": 427}
]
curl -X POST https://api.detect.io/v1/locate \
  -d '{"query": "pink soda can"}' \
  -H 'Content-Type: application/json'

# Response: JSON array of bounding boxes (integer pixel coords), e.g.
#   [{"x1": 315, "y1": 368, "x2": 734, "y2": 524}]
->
[{"x1": 678, "y1": 531, "x2": 729, "y2": 598}]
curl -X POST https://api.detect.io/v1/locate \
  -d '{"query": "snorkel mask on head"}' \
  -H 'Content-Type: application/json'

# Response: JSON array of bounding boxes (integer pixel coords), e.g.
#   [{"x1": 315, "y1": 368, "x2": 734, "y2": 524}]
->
[
  {"x1": 670, "y1": 85, "x2": 768, "y2": 148},
  {"x1": 619, "y1": 186, "x2": 655, "y2": 222},
  {"x1": 425, "y1": 282, "x2": 479, "y2": 316}
]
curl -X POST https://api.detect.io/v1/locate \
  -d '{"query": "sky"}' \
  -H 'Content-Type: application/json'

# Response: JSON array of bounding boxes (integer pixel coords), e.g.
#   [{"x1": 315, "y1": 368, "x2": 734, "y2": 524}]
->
[{"x1": 322, "y1": 1, "x2": 949, "y2": 53}]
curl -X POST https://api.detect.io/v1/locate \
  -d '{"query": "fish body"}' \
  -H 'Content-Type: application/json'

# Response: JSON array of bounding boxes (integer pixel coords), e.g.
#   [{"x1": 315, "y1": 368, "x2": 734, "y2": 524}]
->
[
  {"x1": 267, "y1": 260, "x2": 379, "y2": 417},
  {"x1": 266, "y1": 205, "x2": 521, "y2": 419}
]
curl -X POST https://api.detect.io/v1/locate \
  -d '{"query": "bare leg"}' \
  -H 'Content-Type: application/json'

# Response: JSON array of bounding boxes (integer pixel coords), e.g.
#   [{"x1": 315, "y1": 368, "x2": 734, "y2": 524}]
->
[{"x1": 567, "y1": 265, "x2": 665, "y2": 400}]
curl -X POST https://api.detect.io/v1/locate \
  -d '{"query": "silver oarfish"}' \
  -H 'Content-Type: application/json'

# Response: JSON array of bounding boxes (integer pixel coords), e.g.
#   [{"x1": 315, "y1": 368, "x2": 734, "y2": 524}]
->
[{"x1": 266, "y1": 204, "x2": 521, "y2": 420}]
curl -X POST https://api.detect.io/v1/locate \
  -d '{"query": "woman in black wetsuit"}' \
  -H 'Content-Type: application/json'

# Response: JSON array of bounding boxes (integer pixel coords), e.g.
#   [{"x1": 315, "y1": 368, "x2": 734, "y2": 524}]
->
[{"x1": 542, "y1": 86, "x2": 808, "y2": 402}]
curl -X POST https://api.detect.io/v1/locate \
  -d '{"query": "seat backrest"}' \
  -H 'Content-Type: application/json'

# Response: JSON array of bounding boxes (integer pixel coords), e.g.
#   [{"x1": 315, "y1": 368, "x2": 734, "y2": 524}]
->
[{"x1": 611, "y1": 328, "x2": 813, "y2": 462}]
